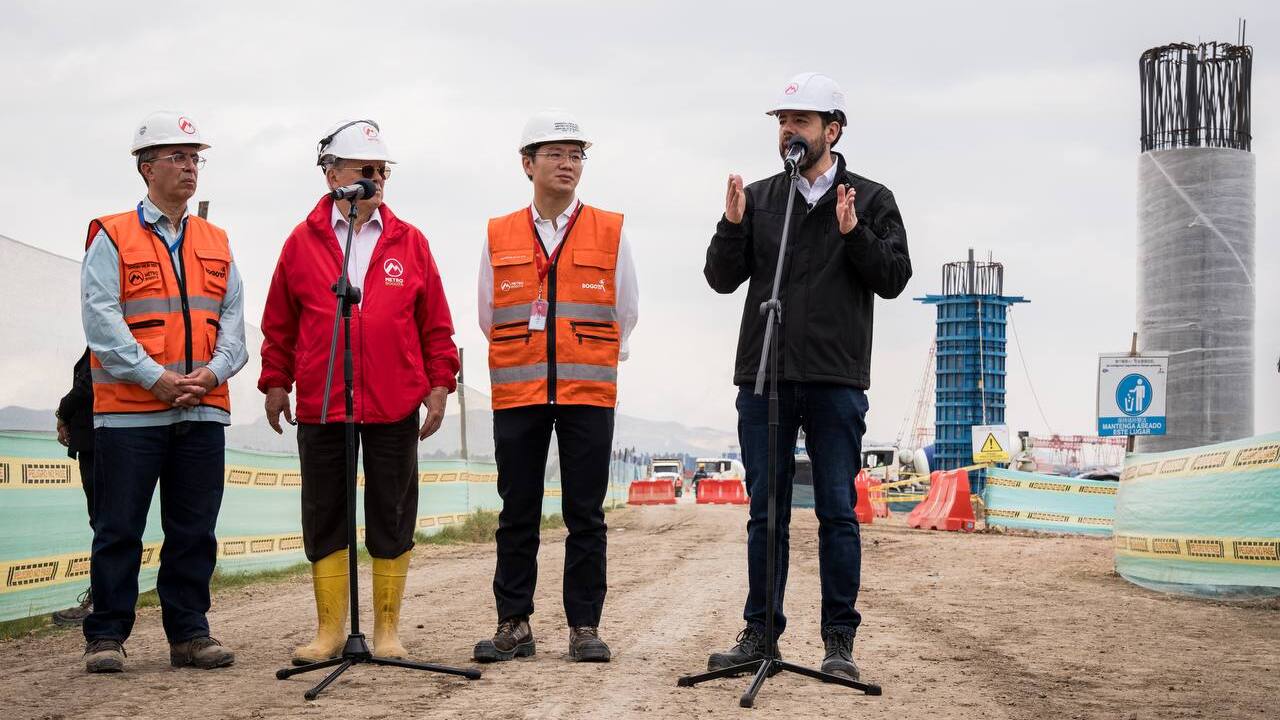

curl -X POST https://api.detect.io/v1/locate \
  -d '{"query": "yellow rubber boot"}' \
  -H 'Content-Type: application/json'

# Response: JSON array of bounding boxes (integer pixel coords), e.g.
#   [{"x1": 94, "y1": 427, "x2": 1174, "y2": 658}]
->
[
  {"x1": 292, "y1": 549, "x2": 349, "y2": 665},
  {"x1": 372, "y1": 550, "x2": 411, "y2": 659}
]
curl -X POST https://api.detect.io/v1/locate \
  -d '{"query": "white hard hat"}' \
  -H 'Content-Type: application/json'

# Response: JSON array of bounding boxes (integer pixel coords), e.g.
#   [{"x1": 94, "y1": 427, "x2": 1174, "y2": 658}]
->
[
  {"x1": 316, "y1": 119, "x2": 395, "y2": 165},
  {"x1": 519, "y1": 109, "x2": 592, "y2": 153},
  {"x1": 131, "y1": 111, "x2": 211, "y2": 155},
  {"x1": 766, "y1": 72, "x2": 847, "y2": 122}
]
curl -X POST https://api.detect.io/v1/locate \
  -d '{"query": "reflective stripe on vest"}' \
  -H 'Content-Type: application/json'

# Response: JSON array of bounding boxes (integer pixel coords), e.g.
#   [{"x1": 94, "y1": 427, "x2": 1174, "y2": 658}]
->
[
  {"x1": 85, "y1": 210, "x2": 232, "y2": 415},
  {"x1": 487, "y1": 204, "x2": 623, "y2": 410}
]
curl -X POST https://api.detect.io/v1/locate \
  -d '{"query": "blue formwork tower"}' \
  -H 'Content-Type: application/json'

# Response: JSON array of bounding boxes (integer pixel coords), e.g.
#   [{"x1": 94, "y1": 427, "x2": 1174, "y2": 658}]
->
[{"x1": 916, "y1": 251, "x2": 1026, "y2": 493}]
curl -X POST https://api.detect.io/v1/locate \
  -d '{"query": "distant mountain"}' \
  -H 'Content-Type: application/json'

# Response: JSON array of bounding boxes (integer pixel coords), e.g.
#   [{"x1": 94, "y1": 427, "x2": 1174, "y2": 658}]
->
[{"x1": 0, "y1": 406, "x2": 57, "y2": 432}]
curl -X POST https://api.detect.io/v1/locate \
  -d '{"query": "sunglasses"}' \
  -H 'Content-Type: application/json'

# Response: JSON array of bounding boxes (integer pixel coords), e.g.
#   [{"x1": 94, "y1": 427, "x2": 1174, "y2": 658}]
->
[{"x1": 337, "y1": 163, "x2": 391, "y2": 179}]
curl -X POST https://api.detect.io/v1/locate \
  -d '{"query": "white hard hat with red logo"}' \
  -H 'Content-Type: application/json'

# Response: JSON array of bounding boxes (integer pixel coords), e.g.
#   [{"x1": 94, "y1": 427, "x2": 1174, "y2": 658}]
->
[
  {"x1": 767, "y1": 72, "x2": 848, "y2": 123},
  {"x1": 315, "y1": 119, "x2": 396, "y2": 165},
  {"x1": 131, "y1": 110, "x2": 210, "y2": 155},
  {"x1": 519, "y1": 109, "x2": 592, "y2": 153}
]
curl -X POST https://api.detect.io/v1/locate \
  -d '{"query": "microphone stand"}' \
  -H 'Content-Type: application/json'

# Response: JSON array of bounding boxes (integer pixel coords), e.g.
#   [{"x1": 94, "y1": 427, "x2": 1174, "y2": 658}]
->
[
  {"x1": 276, "y1": 193, "x2": 481, "y2": 700},
  {"x1": 677, "y1": 159, "x2": 882, "y2": 707}
]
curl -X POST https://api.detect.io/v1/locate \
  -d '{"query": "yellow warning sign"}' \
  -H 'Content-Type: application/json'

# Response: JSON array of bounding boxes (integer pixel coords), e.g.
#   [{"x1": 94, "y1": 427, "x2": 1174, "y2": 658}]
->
[{"x1": 972, "y1": 424, "x2": 1011, "y2": 463}]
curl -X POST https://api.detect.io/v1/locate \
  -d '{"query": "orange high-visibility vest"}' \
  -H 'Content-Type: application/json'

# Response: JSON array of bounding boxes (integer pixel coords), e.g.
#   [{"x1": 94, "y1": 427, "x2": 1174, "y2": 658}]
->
[
  {"x1": 85, "y1": 207, "x2": 232, "y2": 415},
  {"x1": 487, "y1": 204, "x2": 622, "y2": 410}
]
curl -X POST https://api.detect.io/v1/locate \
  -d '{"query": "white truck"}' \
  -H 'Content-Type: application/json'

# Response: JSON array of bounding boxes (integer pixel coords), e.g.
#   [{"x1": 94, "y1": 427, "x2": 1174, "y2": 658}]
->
[{"x1": 649, "y1": 457, "x2": 685, "y2": 497}]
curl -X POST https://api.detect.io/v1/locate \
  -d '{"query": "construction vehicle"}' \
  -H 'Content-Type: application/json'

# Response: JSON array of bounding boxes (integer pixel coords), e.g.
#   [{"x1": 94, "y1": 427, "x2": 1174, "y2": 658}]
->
[{"x1": 649, "y1": 456, "x2": 685, "y2": 497}]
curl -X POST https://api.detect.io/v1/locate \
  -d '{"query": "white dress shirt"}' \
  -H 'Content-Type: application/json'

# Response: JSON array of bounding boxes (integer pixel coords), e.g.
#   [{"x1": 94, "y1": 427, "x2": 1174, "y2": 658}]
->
[
  {"x1": 796, "y1": 160, "x2": 840, "y2": 206},
  {"x1": 477, "y1": 198, "x2": 639, "y2": 360},
  {"x1": 332, "y1": 204, "x2": 384, "y2": 290}
]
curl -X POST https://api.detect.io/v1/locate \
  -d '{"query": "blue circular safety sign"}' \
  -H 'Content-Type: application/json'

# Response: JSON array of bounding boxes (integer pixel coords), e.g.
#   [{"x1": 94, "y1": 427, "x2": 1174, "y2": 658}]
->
[{"x1": 1116, "y1": 373, "x2": 1152, "y2": 417}]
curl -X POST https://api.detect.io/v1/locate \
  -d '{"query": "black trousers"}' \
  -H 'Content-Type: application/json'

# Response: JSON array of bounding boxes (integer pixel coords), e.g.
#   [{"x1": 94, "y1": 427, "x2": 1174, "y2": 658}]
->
[
  {"x1": 297, "y1": 410, "x2": 420, "y2": 562},
  {"x1": 85, "y1": 422, "x2": 224, "y2": 643},
  {"x1": 77, "y1": 447, "x2": 96, "y2": 531},
  {"x1": 492, "y1": 403, "x2": 614, "y2": 628}
]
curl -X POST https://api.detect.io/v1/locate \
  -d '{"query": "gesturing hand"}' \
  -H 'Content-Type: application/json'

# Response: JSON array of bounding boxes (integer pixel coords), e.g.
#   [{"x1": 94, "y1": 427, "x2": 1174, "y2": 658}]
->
[
  {"x1": 725, "y1": 174, "x2": 746, "y2": 224},
  {"x1": 836, "y1": 183, "x2": 859, "y2": 235}
]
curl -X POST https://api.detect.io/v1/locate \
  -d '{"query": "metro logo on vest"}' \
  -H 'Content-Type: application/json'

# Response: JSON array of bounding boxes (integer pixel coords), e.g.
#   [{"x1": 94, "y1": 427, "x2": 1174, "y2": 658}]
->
[{"x1": 486, "y1": 204, "x2": 623, "y2": 410}]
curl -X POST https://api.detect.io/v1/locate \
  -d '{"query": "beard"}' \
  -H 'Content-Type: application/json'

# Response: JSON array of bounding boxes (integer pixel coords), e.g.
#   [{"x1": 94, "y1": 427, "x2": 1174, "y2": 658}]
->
[
  {"x1": 798, "y1": 133, "x2": 829, "y2": 172},
  {"x1": 778, "y1": 132, "x2": 829, "y2": 172}
]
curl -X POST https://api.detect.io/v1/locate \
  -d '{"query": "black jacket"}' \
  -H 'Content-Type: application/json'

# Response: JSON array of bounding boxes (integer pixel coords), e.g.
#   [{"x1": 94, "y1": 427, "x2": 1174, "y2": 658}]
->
[
  {"x1": 704, "y1": 153, "x2": 911, "y2": 389},
  {"x1": 56, "y1": 349, "x2": 94, "y2": 458}
]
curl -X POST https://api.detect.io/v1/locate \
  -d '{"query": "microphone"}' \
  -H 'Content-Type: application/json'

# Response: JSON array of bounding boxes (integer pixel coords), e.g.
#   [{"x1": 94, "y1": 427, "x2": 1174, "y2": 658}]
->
[
  {"x1": 330, "y1": 178, "x2": 377, "y2": 201},
  {"x1": 783, "y1": 137, "x2": 809, "y2": 172}
]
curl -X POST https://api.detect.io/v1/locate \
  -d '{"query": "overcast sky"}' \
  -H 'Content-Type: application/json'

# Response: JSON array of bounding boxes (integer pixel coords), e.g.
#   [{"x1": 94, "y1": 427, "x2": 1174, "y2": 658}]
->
[{"x1": 1, "y1": 0, "x2": 1275, "y2": 443}]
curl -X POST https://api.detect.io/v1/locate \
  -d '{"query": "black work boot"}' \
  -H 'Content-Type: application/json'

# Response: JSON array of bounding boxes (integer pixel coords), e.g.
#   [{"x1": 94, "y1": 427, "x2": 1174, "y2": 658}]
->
[
  {"x1": 83, "y1": 638, "x2": 125, "y2": 673},
  {"x1": 568, "y1": 626, "x2": 611, "y2": 662},
  {"x1": 473, "y1": 616, "x2": 535, "y2": 662},
  {"x1": 707, "y1": 626, "x2": 777, "y2": 673},
  {"x1": 820, "y1": 628, "x2": 860, "y2": 680},
  {"x1": 170, "y1": 636, "x2": 235, "y2": 669}
]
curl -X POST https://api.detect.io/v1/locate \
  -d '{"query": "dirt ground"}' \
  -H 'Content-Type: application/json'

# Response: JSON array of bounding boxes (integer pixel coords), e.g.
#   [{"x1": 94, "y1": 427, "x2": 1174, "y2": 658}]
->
[{"x1": 3, "y1": 502, "x2": 1277, "y2": 720}]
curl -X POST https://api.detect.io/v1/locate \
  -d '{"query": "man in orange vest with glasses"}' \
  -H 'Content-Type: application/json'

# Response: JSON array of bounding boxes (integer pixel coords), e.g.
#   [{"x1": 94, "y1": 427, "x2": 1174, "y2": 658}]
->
[
  {"x1": 79, "y1": 111, "x2": 247, "y2": 673},
  {"x1": 473, "y1": 109, "x2": 639, "y2": 664}
]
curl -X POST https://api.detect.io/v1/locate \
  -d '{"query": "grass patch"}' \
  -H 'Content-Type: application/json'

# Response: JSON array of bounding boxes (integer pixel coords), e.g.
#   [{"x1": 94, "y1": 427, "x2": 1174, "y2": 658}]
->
[
  {"x1": 210, "y1": 562, "x2": 310, "y2": 591},
  {"x1": 414, "y1": 510, "x2": 567, "y2": 546}
]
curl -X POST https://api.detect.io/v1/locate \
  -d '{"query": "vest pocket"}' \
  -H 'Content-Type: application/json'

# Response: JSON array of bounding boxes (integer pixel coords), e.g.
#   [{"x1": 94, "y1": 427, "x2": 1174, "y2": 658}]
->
[
  {"x1": 204, "y1": 318, "x2": 221, "y2": 357},
  {"x1": 121, "y1": 250, "x2": 164, "y2": 296},
  {"x1": 573, "y1": 249, "x2": 617, "y2": 269},
  {"x1": 194, "y1": 246, "x2": 230, "y2": 295},
  {"x1": 569, "y1": 320, "x2": 618, "y2": 344}
]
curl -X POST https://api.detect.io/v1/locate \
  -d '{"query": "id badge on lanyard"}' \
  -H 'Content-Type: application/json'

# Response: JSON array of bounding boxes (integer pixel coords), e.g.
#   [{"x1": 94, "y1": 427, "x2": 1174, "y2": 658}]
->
[{"x1": 527, "y1": 204, "x2": 581, "y2": 332}]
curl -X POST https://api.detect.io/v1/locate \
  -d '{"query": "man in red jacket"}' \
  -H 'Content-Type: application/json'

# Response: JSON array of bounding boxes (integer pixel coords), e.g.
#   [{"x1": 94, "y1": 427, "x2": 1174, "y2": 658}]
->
[{"x1": 258, "y1": 119, "x2": 459, "y2": 664}]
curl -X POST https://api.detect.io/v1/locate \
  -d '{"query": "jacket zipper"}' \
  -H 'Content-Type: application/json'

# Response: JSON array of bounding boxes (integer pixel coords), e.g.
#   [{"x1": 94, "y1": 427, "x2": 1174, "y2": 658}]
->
[
  {"x1": 576, "y1": 333, "x2": 617, "y2": 344},
  {"x1": 493, "y1": 332, "x2": 533, "y2": 343},
  {"x1": 569, "y1": 320, "x2": 613, "y2": 330}
]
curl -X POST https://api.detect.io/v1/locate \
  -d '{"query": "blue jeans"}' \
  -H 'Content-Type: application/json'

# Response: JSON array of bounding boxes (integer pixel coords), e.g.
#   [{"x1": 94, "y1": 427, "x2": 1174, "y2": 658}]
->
[
  {"x1": 737, "y1": 383, "x2": 868, "y2": 638},
  {"x1": 83, "y1": 422, "x2": 225, "y2": 643}
]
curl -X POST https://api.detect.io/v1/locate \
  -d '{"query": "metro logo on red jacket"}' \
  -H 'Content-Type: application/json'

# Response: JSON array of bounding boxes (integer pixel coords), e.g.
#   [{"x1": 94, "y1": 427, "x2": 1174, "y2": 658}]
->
[{"x1": 258, "y1": 196, "x2": 459, "y2": 424}]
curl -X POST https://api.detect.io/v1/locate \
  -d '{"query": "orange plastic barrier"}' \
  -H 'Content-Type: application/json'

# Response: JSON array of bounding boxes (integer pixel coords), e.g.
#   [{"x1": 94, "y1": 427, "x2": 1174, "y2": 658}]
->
[
  {"x1": 907, "y1": 470, "x2": 975, "y2": 532},
  {"x1": 869, "y1": 476, "x2": 890, "y2": 518},
  {"x1": 627, "y1": 478, "x2": 676, "y2": 505},
  {"x1": 696, "y1": 478, "x2": 748, "y2": 505},
  {"x1": 854, "y1": 470, "x2": 875, "y2": 525},
  {"x1": 930, "y1": 469, "x2": 976, "y2": 532},
  {"x1": 907, "y1": 471, "x2": 946, "y2": 528}
]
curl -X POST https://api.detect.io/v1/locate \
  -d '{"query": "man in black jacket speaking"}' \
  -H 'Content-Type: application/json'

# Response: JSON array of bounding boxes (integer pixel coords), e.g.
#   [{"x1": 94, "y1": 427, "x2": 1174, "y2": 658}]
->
[{"x1": 703, "y1": 72, "x2": 911, "y2": 681}]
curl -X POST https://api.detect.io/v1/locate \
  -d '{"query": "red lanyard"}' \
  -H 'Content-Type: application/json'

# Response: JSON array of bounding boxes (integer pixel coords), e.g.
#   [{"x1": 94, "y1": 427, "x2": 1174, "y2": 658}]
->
[{"x1": 529, "y1": 202, "x2": 584, "y2": 284}]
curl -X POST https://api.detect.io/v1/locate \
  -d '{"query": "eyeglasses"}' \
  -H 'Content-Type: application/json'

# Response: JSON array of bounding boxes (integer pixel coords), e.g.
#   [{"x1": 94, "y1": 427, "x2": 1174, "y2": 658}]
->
[
  {"x1": 533, "y1": 151, "x2": 587, "y2": 164},
  {"x1": 147, "y1": 152, "x2": 206, "y2": 169},
  {"x1": 337, "y1": 163, "x2": 391, "y2": 179}
]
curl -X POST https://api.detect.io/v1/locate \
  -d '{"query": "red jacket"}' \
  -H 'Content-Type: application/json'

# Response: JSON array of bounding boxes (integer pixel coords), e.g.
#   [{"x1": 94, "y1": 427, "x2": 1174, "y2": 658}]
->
[{"x1": 258, "y1": 196, "x2": 459, "y2": 424}]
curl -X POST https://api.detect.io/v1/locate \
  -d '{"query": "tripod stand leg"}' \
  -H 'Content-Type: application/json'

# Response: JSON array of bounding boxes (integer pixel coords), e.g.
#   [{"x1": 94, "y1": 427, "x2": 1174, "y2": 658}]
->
[
  {"x1": 773, "y1": 660, "x2": 882, "y2": 695},
  {"x1": 370, "y1": 656, "x2": 482, "y2": 680},
  {"x1": 739, "y1": 658, "x2": 775, "y2": 708},
  {"x1": 276, "y1": 655, "x2": 345, "y2": 680},
  {"x1": 303, "y1": 659, "x2": 353, "y2": 701},
  {"x1": 676, "y1": 659, "x2": 764, "y2": 687}
]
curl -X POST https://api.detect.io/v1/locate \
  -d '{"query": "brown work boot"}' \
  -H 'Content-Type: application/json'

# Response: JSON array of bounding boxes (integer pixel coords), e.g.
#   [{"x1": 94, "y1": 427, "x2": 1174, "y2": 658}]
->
[
  {"x1": 170, "y1": 636, "x2": 235, "y2": 669},
  {"x1": 83, "y1": 638, "x2": 125, "y2": 673},
  {"x1": 53, "y1": 587, "x2": 93, "y2": 627},
  {"x1": 473, "y1": 616, "x2": 535, "y2": 662},
  {"x1": 568, "y1": 626, "x2": 611, "y2": 662}
]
